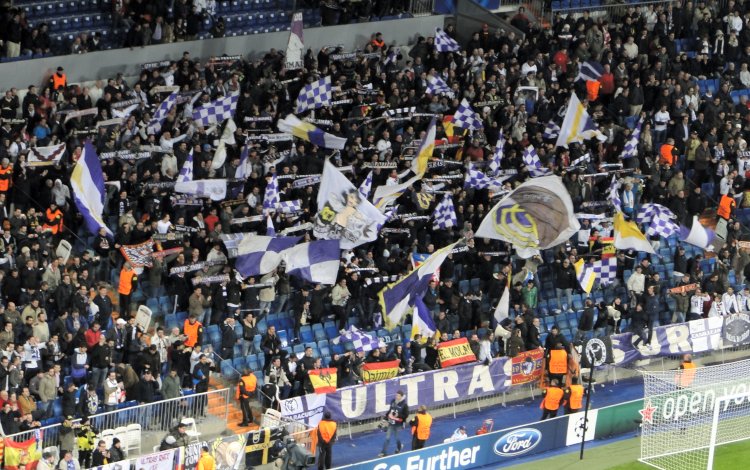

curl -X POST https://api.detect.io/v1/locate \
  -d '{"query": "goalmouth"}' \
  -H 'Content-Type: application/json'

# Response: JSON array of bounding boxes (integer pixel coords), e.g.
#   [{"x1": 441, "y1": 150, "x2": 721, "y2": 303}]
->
[{"x1": 639, "y1": 359, "x2": 750, "y2": 470}]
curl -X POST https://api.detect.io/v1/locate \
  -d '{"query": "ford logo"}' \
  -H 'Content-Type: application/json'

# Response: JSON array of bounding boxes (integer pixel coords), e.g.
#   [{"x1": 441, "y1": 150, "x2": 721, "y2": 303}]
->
[{"x1": 493, "y1": 428, "x2": 542, "y2": 457}]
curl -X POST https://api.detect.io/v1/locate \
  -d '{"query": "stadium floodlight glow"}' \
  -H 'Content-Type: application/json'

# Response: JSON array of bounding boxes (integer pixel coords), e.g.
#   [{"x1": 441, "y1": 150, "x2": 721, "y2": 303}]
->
[{"x1": 639, "y1": 358, "x2": 750, "y2": 470}]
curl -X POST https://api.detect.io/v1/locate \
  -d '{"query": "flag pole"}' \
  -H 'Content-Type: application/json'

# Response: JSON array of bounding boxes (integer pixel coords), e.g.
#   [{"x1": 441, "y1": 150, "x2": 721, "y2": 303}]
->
[{"x1": 579, "y1": 357, "x2": 595, "y2": 459}]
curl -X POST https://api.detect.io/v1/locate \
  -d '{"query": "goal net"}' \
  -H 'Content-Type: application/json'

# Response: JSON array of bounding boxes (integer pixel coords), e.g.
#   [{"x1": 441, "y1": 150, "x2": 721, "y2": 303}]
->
[{"x1": 640, "y1": 359, "x2": 750, "y2": 470}]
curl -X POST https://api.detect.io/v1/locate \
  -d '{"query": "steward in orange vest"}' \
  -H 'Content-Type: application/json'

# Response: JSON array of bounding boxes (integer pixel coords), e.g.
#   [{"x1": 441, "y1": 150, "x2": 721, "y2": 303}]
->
[
  {"x1": 659, "y1": 140, "x2": 677, "y2": 166},
  {"x1": 586, "y1": 80, "x2": 600, "y2": 102},
  {"x1": 43, "y1": 203, "x2": 63, "y2": 235},
  {"x1": 237, "y1": 369, "x2": 257, "y2": 427},
  {"x1": 718, "y1": 194, "x2": 736, "y2": 221},
  {"x1": 565, "y1": 376, "x2": 585, "y2": 414},
  {"x1": 410, "y1": 405, "x2": 433, "y2": 451},
  {"x1": 677, "y1": 354, "x2": 697, "y2": 388},
  {"x1": 541, "y1": 379, "x2": 564, "y2": 420},
  {"x1": 0, "y1": 160, "x2": 12, "y2": 193},
  {"x1": 547, "y1": 344, "x2": 568, "y2": 383},
  {"x1": 317, "y1": 411, "x2": 337, "y2": 469},
  {"x1": 183, "y1": 316, "x2": 203, "y2": 348},
  {"x1": 117, "y1": 262, "x2": 137, "y2": 313},
  {"x1": 50, "y1": 67, "x2": 67, "y2": 91}
]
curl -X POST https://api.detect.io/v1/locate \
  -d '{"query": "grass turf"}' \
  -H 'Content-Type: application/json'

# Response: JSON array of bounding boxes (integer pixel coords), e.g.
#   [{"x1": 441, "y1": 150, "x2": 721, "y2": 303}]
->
[{"x1": 508, "y1": 436, "x2": 750, "y2": 469}]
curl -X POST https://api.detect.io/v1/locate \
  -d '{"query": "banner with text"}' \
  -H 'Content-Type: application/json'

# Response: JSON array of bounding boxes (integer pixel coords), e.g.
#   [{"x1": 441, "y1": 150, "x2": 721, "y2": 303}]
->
[
  {"x1": 511, "y1": 348, "x2": 545, "y2": 385},
  {"x1": 361, "y1": 360, "x2": 400, "y2": 384},
  {"x1": 437, "y1": 337, "x2": 477, "y2": 367}
]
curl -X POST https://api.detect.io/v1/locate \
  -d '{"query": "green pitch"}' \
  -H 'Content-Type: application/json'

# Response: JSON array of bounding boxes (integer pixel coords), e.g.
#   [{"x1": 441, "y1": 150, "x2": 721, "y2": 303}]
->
[{"x1": 507, "y1": 436, "x2": 750, "y2": 469}]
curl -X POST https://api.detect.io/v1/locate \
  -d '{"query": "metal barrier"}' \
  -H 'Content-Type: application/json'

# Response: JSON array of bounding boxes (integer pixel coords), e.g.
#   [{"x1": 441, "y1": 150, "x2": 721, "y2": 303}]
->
[
  {"x1": 1, "y1": 388, "x2": 231, "y2": 451},
  {"x1": 410, "y1": 0, "x2": 435, "y2": 16},
  {"x1": 260, "y1": 409, "x2": 315, "y2": 454}
]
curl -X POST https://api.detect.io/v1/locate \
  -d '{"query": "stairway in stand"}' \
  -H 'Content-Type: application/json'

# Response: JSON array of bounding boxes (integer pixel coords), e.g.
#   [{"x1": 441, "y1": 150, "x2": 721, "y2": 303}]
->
[{"x1": 206, "y1": 376, "x2": 260, "y2": 434}]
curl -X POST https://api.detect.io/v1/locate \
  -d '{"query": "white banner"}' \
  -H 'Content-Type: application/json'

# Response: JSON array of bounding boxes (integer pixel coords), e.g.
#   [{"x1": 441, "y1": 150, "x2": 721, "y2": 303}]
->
[
  {"x1": 136, "y1": 448, "x2": 176, "y2": 470},
  {"x1": 280, "y1": 393, "x2": 327, "y2": 427},
  {"x1": 565, "y1": 409, "x2": 598, "y2": 446},
  {"x1": 689, "y1": 317, "x2": 723, "y2": 353}
]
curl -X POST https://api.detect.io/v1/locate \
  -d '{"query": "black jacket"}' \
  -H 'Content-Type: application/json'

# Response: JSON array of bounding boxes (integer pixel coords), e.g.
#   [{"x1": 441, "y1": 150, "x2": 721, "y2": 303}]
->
[{"x1": 385, "y1": 397, "x2": 409, "y2": 424}]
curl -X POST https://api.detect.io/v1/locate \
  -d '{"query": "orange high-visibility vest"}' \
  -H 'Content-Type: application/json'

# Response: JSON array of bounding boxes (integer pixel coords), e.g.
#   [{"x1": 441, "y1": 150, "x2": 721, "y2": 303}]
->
[
  {"x1": 52, "y1": 73, "x2": 67, "y2": 90},
  {"x1": 718, "y1": 195, "x2": 736, "y2": 220},
  {"x1": 660, "y1": 144, "x2": 676, "y2": 166},
  {"x1": 44, "y1": 207, "x2": 63, "y2": 234},
  {"x1": 183, "y1": 319, "x2": 202, "y2": 347},
  {"x1": 413, "y1": 413, "x2": 432, "y2": 440},
  {"x1": 543, "y1": 387, "x2": 564, "y2": 410},
  {"x1": 118, "y1": 267, "x2": 137, "y2": 295},
  {"x1": 678, "y1": 361, "x2": 697, "y2": 388},
  {"x1": 549, "y1": 349, "x2": 568, "y2": 375},
  {"x1": 586, "y1": 80, "x2": 600, "y2": 102},
  {"x1": 568, "y1": 384, "x2": 584, "y2": 409},
  {"x1": 0, "y1": 166, "x2": 12, "y2": 192},
  {"x1": 317, "y1": 419, "x2": 338, "y2": 444},
  {"x1": 236, "y1": 374, "x2": 257, "y2": 399}
]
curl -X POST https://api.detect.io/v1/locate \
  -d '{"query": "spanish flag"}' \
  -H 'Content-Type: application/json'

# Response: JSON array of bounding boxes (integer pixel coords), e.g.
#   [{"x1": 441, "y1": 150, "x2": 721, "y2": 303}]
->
[
  {"x1": 309, "y1": 367, "x2": 338, "y2": 394},
  {"x1": 4, "y1": 438, "x2": 40, "y2": 470},
  {"x1": 361, "y1": 359, "x2": 400, "y2": 383},
  {"x1": 437, "y1": 337, "x2": 477, "y2": 367},
  {"x1": 412, "y1": 118, "x2": 437, "y2": 178},
  {"x1": 442, "y1": 115, "x2": 464, "y2": 144}
]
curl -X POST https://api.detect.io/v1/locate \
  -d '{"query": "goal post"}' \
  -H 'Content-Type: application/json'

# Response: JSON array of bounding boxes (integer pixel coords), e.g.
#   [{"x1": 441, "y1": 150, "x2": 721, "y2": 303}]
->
[
  {"x1": 640, "y1": 358, "x2": 750, "y2": 470},
  {"x1": 707, "y1": 391, "x2": 750, "y2": 470}
]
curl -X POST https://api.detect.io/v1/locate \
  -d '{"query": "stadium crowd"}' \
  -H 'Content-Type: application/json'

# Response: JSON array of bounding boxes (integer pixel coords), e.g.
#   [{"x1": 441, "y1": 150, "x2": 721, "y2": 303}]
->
[{"x1": 0, "y1": 0, "x2": 748, "y2": 442}]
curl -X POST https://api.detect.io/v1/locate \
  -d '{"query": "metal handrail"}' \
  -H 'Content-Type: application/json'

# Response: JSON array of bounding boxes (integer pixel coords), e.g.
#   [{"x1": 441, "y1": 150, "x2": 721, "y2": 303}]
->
[{"x1": 0, "y1": 387, "x2": 231, "y2": 451}]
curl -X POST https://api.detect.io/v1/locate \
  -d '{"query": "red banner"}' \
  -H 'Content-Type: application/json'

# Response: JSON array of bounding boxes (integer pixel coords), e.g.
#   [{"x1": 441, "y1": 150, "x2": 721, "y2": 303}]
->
[
  {"x1": 4, "y1": 437, "x2": 40, "y2": 470},
  {"x1": 511, "y1": 348, "x2": 545, "y2": 385},
  {"x1": 437, "y1": 337, "x2": 477, "y2": 367}
]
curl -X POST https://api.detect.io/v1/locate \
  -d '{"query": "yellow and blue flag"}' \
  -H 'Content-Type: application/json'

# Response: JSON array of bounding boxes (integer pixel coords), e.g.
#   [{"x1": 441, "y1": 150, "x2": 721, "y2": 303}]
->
[{"x1": 277, "y1": 114, "x2": 347, "y2": 150}]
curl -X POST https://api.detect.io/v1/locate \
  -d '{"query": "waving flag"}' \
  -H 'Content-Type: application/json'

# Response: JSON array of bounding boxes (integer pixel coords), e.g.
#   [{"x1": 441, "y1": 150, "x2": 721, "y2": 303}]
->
[
  {"x1": 575, "y1": 60, "x2": 604, "y2": 82},
  {"x1": 412, "y1": 118, "x2": 437, "y2": 177},
  {"x1": 476, "y1": 176, "x2": 580, "y2": 258},
  {"x1": 210, "y1": 118, "x2": 238, "y2": 170},
  {"x1": 373, "y1": 174, "x2": 420, "y2": 210},
  {"x1": 607, "y1": 175, "x2": 622, "y2": 212},
  {"x1": 434, "y1": 27, "x2": 461, "y2": 52},
  {"x1": 555, "y1": 93, "x2": 606, "y2": 148},
  {"x1": 412, "y1": 296, "x2": 437, "y2": 339},
  {"x1": 494, "y1": 268, "x2": 511, "y2": 324},
  {"x1": 574, "y1": 258, "x2": 597, "y2": 293},
  {"x1": 236, "y1": 145, "x2": 250, "y2": 180},
  {"x1": 284, "y1": 11, "x2": 304, "y2": 70},
  {"x1": 592, "y1": 257, "x2": 617, "y2": 286},
  {"x1": 27, "y1": 142, "x2": 66, "y2": 166},
  {"x1": 263, "y1": 174, "x2": 280, "y2": 214},
  {"x1": 543, "y1": 120, "x2": 561, "y2": 139},
  {"x1": 522, "y1": 145, "x2": 549, "y2": 177},
  {"x1": 432, "y1": 194, "x2": 457, "y2": 230},
  {"x1": 680, "y1": 216, "x2": 716, "y2": 250},
  {"x1": 379, "y1": 241, "x2": 457, "y2": 328},
  {"x1": 281, "y1": 239, "x2": 341, "y2": 285},
  {"x1": 452, "y1": 98, "x2": 483, "y2": 131},
  {"x1": 426, "y1": 74, "x2": 454, "y2": 98},
  {"x1": 296, "y1": 76, "x2": 333, "y2": 113},
  {"x1": 613, "y1": 211, "x2": 656, "y2": 254},
  {"x1": 235, "y1": 235, "x2": 301, "y2": 277},
  {"x1": 71, "y1": 142, "x2": 111, "y2": 237},
  {"x1": 266, "y1": 215, "x2": 276, "y2": 236},
  {"x1": 174, "y1": 151, "x2": 227, "y2": 201},
  {"x1": 147, "y1": 90, "x2": 179, "y2": 134},
  {"x1": 315, "y1": 160, "x2": 387, "y2": 249},
  {"x1": 277, "y1": 114, "x2": 347, "y2": 150},
  {"x1": 4, "y1": 437, "x2": 41, "y2": 470},
  {"x1": 358, "y1": 171, "x2": 373, "y2": 199},
  {"x1": 570, "y1": 152, "x2": 591, "y2": 168},
  {"x1": 489, "y1": 132, "x2": 505, "y2": 175},
  {"x1": 464, "y1": 167, "x2": 510, "y2": 191},
  {"x1": 192, "y1": 92, "x2": 239, "y2": 127},
  {"x1": 621, "y1": 118, "x2": 642, "y2": 159},
  {"x1": 120, "y1": 240, "x2": 155, "y2": 268},
  {"x1": 636, "y1": 203, "x2": 679, "y2": 238},
  {"x1": 332, "y1": 325, "x2": 381, "y2": 352}
]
